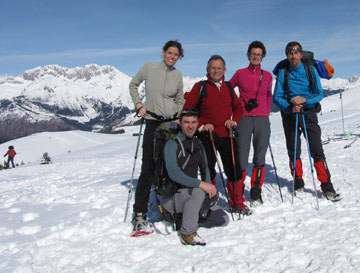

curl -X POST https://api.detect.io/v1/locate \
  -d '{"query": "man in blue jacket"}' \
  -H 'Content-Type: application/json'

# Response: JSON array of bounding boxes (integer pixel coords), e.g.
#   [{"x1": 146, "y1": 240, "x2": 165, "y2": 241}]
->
[
  {"x1": 273, "y1": 41, "x2": 339, "y2": 200},
  {"x1": 163, "y1": 109, "x2": 229, "y2": 246}
]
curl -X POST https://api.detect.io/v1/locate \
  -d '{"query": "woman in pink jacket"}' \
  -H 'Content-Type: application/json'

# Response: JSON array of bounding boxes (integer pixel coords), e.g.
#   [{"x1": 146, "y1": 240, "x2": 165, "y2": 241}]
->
[{"x1": 230, "y1": 41, "x2": 273, "y2": 204}]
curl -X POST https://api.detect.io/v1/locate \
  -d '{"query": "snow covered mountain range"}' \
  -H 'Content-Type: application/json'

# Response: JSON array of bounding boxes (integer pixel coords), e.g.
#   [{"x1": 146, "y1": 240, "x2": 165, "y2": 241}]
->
[{"x1": 0, "y1": 64, "x2": 359, "y2": 143}]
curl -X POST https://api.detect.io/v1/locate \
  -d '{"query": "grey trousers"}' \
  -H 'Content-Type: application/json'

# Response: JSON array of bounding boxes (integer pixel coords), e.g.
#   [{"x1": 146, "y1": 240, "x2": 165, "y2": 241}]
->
[
  {"x1": 236, "y1": 116, "x2": 270, "y2": 170},
  {"x1": 162, "y1": 188, "x2": 229, "y2": 236}
]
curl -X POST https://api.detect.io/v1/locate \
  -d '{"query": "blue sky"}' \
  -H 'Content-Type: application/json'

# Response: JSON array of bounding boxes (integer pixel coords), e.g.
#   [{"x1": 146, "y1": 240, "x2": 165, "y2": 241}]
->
[{"x1": 1, "y1": 0, "x2": 359, "y2": 81}]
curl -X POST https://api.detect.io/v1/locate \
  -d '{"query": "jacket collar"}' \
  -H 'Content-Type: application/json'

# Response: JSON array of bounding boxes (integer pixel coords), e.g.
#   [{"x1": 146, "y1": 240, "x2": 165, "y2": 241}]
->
[
  {"x1": 206, "y1": 74, "x2": 225, "y2": 87},
  {"x1": 161, "y1": 61, "x2": 176, "y2": 71},
  {"x1": 247, "y1": 64, "x2": 262, "y2": 73},
  {"x1": 289, "y1": 62, "x2": 304, "y2": 72}
]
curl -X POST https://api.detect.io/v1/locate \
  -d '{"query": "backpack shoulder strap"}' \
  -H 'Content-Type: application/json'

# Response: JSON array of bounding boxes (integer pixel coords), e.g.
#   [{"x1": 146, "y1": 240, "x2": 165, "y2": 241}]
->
[
  {"x1": 301, "y1": 58, "x2": 316, "y2": 91},
  {"x1": 225, "y1": 81, "x2": 234, "y2": 105},
  {"x1": 283, "y1": 65, "x2": 291, "y2": 102},
  {"x1": 174, "y1": 136, "x2": 186, "y2": 158},
  {"x1": 195, "y1": 80, "x2": 208, "y2": 112},
  {"x1": 174, "y1": 136, "x2": 194, "y2": 170}
]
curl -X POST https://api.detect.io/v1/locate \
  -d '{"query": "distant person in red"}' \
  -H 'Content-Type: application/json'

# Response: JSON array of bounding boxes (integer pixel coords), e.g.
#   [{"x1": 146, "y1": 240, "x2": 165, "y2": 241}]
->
[{"x1": 4, "y1": 145, "x2": 16, "y2": 168}]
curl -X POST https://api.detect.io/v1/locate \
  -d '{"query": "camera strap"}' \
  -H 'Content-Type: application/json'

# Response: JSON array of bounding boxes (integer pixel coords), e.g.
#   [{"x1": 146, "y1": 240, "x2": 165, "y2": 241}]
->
[{"x1": 241, "y1": 69, "x2": 263, "y2": 104}]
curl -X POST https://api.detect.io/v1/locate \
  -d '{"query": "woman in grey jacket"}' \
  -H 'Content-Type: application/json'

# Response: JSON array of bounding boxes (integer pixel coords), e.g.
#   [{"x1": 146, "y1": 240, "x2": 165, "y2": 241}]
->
[{"x1": 129, "y1": 40, "x2": 185, "y2": 237}]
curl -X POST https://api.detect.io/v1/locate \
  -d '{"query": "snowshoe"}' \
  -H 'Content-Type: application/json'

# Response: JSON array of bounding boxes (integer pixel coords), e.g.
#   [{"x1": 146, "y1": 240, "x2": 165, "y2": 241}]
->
[
  {"x1": 231, "y1": 203, "x2": 252, "y2": 216},
  {"x1": 323, "y1": 192, "x2": 342, "y2": 202},
  {"x1": 320, "y1": 182, "x2": 341, "y2": 202},
  {"x1": 250, "y1": 196, "x2": 263, "y2": 207},
  {"x1": 130, "y1": 213, "x2": 154, "y2": 237}
]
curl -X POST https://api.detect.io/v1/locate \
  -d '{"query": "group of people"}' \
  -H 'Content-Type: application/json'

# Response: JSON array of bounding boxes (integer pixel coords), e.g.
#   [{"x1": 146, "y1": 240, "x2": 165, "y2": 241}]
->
[{"x1": 128, "y1": 40, "x2": 339, "y2": 245}]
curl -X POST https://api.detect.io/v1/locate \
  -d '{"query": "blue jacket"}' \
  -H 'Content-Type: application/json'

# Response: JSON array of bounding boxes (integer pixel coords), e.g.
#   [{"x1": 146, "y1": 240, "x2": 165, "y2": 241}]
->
[
  {"x1": 273, "y1": 63, "x2": 323, "y2": 114},
  {"x1": 164, "y1": 132, "x2": 210, "y2": 188}
]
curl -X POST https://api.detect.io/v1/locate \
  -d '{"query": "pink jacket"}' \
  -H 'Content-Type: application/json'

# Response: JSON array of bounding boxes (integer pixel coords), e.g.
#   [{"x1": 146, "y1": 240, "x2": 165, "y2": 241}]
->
[{"x1": 230, "y1": 64, "x2": 272, "y2": 117}]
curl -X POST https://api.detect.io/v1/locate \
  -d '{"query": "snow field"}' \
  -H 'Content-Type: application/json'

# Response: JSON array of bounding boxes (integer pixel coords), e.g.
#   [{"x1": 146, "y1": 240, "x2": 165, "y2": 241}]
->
[{"x1": 1, "y1": 86, "x2": 360, "y2": 272}]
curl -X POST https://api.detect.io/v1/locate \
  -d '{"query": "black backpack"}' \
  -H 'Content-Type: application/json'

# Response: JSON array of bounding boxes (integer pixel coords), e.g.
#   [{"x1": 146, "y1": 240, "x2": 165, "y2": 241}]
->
[
  {"x1": 196, "y1": 80, "x2": 234, "y2": 112},
  {"x1": 153, "y1": 121, "x2": 181, "y2": 202}
]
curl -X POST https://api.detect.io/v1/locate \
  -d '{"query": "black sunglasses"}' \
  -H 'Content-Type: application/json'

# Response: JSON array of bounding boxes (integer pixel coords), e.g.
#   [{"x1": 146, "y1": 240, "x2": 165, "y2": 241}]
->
[{"x1": 180, "y1": 108, "x2": 199, "y2": 116}]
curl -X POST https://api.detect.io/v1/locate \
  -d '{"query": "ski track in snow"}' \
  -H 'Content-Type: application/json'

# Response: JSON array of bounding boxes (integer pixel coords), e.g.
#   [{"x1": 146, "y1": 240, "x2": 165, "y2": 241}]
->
[{"x1": 1, "y1": 89, "x2": 360, "y2": 272}]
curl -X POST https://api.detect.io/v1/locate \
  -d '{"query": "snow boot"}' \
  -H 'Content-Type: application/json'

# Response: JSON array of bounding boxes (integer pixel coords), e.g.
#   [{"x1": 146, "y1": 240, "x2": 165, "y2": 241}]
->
[
  {"x1": 180, "y1": 232, "x2": 206, "y2": 246},
  {"x1": 130, "y1": 212, "x2": 154, "y2": 237},
  {"x1": 227, "y1": 179, "x2": 244, "y2": 209},
  {"x1": 227, "y1": 179, "x2": 251, "y2": 215},
  {"x1": 314, "y1": 160, "x2": 340, "y2": 200},
  {"x1": 250, "y1": 165, "x2": 265, "y2": 203},
  {"x1": 290, "y1": 159, "x2": 305, "y2": 191}
]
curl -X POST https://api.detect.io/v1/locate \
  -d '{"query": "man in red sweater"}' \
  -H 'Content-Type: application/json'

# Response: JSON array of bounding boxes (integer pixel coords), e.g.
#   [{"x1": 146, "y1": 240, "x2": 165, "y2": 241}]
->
[{"x1": 184, "y1": 55, "x2": 250, "y2": 215}]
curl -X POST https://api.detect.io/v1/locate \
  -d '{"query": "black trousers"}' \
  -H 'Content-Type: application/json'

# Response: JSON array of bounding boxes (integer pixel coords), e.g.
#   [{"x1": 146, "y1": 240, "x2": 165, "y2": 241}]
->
[
  {"x1": 133, "y1": 119, "x2": 161, "y2": 214},
  {"x1": 199, "y1": 134, "x2": 242, "y2": 182},
  {"x1": 281, "y1": 111, "x2": 325, "y2": 162},
  {"x1": 6, "y1": 156, "x2": 15, "y2": 168}
]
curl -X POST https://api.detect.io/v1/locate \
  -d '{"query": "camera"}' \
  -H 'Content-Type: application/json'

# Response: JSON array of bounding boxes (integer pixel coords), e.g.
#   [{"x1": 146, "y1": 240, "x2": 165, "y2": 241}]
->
[{"x1": 245, "y1": 98, "x2": 259, "y2": 111}]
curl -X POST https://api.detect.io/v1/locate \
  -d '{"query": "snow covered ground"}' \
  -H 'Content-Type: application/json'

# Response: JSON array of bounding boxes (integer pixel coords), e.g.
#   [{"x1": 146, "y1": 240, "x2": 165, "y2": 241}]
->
[{"x1": 1, "y1": 86, "x2": 360, "y2": 272}]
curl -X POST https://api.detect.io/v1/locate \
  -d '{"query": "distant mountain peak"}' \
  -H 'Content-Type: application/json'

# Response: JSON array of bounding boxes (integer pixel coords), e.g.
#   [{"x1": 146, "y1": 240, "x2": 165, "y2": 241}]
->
[{"x1": 21, "y1": 64, "x2": 129, "y2": 81}]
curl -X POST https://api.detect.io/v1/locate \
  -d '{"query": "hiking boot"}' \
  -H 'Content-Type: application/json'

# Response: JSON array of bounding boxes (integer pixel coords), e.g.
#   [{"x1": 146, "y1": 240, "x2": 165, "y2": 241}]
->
[
  {"x1": 231, "y1": 203, "x2": 252, "y2": 216},
  {"x1": 250, "y1": 187, "x2": 262, "y2": 201},
  {"x1": 320, "y1": 182, "x2": 341, "y2": 201},
  {"x1": 180, "y1": 232, "x2": 206, "y2": 246},
  {"x1": 320, "y1": 181, "x2": 335, "y2": 193},
  {"x1": 250, "y1": 196, "x2": 263, "y2": 207},
  {"x1": 130, "y1": 213, "x2": 154, "y2": 237},
  {"x1": 294, "y1": 177, "x2": 305, "y2": 191}
]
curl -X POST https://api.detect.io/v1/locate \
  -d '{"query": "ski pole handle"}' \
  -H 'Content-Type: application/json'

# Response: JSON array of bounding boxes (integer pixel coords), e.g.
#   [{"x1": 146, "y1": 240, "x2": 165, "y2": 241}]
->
[
  {"x1": 229, "y1": 127, "x2": 234, "y2": 138},
  {"x1": 209, "y1": 131, "x2": 214, "y2": 141}
]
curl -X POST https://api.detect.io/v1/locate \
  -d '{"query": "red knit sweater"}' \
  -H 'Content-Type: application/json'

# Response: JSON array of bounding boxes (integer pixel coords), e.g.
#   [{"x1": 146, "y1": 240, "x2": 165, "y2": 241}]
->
[{"x1": 184, "y1": 76, "x2": 243, "y2": 138}]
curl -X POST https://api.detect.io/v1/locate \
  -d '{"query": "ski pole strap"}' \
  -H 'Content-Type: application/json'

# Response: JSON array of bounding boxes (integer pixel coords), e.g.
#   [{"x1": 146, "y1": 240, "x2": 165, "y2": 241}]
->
[
  {"x1": 146, "y1": 110, "x2": 178, "y2": 122},
  {"x1": 134, "y1": 107, "x2": 143, "y2": 118}
]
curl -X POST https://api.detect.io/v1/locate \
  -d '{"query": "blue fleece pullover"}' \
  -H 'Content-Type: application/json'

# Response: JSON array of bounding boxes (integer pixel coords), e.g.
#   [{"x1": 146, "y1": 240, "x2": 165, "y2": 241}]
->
[{"x1": 273, "y1": 63, "x2": 323, "y2": 114}]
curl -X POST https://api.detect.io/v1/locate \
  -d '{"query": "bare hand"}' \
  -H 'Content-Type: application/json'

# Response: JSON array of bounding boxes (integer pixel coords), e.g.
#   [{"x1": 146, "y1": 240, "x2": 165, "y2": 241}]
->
[
  {"x1": 225, "y1": 120, "x2": 237, "y2": 129},
  {"x1": 199, "y1": 181, "x2": 217, "y2": 198},
  {"x1": 291, "y1": 96, "x2": 306, "y2": 105},
  {"x1": 292, "y1": 104, "x2": 303, "y2": 113},
  {"x1": 203, "y1": 124, "x2": 214, "y2": 132},
  {"x1": 138, "y1": 106, "x2": 147, "y2": 118}
]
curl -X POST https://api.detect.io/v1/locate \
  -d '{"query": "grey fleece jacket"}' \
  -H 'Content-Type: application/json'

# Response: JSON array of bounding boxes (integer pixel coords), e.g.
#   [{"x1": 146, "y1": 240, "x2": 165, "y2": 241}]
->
[{"x1": 129, "y1": 61, "x2": 184, "y2": 120}]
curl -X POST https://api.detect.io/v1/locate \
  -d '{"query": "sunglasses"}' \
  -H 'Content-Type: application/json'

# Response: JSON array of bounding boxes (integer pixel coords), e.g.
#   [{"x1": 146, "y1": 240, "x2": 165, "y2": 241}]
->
[
  {"x1": 247, "y1": 53, "x2": 265, "y2": 58},
  {"x1": 181, "y1": 108, "x2": 198, "y2": 114},
  {"x1": 180, "y1": 108, "x2": 199, "y2": 116},
  {"x1": 286, "y1": 47, "x2": 302, "y2": 54}
]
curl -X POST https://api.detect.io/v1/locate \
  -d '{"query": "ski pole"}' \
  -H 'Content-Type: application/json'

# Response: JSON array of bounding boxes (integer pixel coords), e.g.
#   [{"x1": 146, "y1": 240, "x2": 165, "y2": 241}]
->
[
  {"x1": 124, "y1": 117, "x2": 144, "y2": 223},
  {"x1": 340, "y1": 91, "x2": 345, "y2": 136},
  {"x1": 291, "y1": 112, "x2": 299, "y2": 204},
  {"x1": 301, "y1": 113, "x2": 320, "y2": 210},
  {"x1": 229, "y1": 127, "x2": 241, "y2": 220},
  {"x1": 268, "y1": 142, "x2": 284, "y2": 202},
  {"x1": 209, "y1": 131, "x2": 234, "y2": 221}
]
